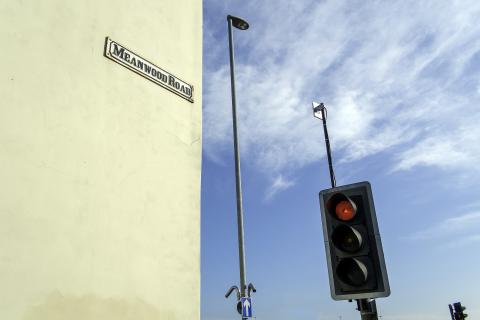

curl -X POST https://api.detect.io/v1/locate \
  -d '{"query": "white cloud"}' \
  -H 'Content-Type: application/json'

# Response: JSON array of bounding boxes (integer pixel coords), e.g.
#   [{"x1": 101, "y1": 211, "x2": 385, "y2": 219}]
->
[
  {"x1": 409, "y1": 211, "x2": 480, "y2": 240},
  {"x1": 445, "y1": 234, "x2": 480, "y2": 249},
  {"x1": 264, "y1": 175, "x2": 295, "y2": 202},
  {"x1": 394, "y1": 122, "x2": 480, "y2": 172},
  {"x1": 204, "y1": 0, "x2": 480, "y2": 193}
]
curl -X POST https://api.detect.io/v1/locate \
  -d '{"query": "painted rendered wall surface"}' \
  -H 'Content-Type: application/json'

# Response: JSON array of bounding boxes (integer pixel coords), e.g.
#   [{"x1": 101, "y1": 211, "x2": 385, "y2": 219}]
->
[{"x1": 0, "y1": 1, "x2": 202, "y2": 319}]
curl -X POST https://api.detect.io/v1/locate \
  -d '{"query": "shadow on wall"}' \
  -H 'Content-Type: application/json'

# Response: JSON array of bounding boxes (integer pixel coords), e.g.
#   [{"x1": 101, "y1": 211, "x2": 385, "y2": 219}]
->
[{"x1": 23, "y1": 291, "x2": 175, "y2": 320}]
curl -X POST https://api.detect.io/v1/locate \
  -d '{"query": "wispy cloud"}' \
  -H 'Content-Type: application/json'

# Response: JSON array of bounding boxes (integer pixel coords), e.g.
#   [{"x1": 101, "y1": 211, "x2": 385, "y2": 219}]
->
[
  {"x1": 409, "y1": 211, "x2": 480, "y2": 240},
  {"x1": 445, "y1": 234, "x2": 480, "y2": 249},
  {"x1": 204, "y1": 0, "x2": 480, "y2": 193},
  {"x1": 393, "y1": 122, "x2": 480, "y2": 172},
  {"x1": 264, "y1": 175, "x2": 295, "y2": 202}
]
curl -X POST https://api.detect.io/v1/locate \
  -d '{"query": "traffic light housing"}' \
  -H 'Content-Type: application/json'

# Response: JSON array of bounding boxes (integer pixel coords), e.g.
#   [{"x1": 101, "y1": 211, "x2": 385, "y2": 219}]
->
[
  {"x1": 453, "y1": 302, "x2": 468, "y2": 319},
  {"x1": 319, "y1": 181, "x2": 390, "y2": 300},
  {"x1": 237, "y1": 301, "x2": 242, "y2": 315}
]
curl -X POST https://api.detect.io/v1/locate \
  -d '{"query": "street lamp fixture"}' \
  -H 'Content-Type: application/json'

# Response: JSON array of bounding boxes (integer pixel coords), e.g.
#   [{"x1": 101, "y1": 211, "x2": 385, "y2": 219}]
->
[
  {"x1": 225, "y1": 14, "x2": 256, "y2": 319},
  {"x1": 228, "y1": 15, "x2": 249, "y2": 30},
  {"x1": 312, "y1": 101, "x2": 326, "y2": 120}
]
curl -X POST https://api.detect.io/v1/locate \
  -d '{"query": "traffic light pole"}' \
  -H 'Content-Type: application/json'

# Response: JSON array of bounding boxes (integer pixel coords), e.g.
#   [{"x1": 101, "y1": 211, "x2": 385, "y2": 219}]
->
[
  {"x1": 448, "y1": 304, "x2": 455, "y2": 320},
  {"x1": 357, "y1": 299, "x2": 378, "y2": 320},
  {"x1": 315, "y1": 103, "x2": 379, "y2": 320},
  {"x1": 318, "y1": 105, "x2": 336, "y2": 188}
]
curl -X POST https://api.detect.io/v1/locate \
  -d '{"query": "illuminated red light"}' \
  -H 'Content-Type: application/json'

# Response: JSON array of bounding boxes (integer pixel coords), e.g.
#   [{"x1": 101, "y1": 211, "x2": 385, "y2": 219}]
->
[{"x1": 335, "y1": 200, "x2": 356, "y2": 221}]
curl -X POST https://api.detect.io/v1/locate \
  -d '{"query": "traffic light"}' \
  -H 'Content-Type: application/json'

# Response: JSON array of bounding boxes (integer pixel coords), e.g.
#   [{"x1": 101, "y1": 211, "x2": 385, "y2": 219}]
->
[
  {"x1": 453, "y1": 302, "x2": 468, "y2": 319},
  {"x1": 319, "y1": 181, "x2": 390, "y2": 300},
  {"x1": 237, "y1": 301, "x2": 242, "y2": 315}
]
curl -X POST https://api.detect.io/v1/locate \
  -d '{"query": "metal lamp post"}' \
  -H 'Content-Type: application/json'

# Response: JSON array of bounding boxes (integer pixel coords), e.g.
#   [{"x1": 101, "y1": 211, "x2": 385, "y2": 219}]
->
[{"x1": 224, "y1": 14, "x2": 256, "y2": 317}]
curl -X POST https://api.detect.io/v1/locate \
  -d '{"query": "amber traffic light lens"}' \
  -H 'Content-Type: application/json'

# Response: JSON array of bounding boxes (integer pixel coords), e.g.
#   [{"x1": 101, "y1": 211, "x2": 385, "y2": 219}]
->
[
  {"x1": 335, "y1": 200, "x2": 356, "y2": 221},
  {"x1": 332, "y1": 225, "x2": 362, "y2": 253}
]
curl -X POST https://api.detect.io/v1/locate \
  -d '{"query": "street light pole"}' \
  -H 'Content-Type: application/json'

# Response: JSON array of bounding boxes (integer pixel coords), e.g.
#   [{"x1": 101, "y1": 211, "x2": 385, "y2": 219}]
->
[
  {"x1": 227, "y1": 14, "x2": 248, "y2": 298},
  {"x1": 224, "y1": 16, "x2": 256, "y2": 317}
]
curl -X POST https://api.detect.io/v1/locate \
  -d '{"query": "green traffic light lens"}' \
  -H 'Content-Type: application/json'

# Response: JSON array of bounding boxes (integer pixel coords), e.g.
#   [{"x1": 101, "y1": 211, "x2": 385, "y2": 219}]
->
[
  {"x1": 332, "y1": 225, "x2": 363, "y2": 253},
  {"x1": 336, "y1": 258, "x2": 368, "y2": 286}
]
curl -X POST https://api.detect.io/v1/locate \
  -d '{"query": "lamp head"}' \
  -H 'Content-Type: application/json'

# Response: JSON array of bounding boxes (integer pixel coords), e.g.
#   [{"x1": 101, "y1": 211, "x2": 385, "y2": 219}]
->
[
  {"x1": 228, "y1": 15, "x2": 249, "y2": 30},
  {"x1": 312, "y1": 101, "x2": 326, "y2": 120}
]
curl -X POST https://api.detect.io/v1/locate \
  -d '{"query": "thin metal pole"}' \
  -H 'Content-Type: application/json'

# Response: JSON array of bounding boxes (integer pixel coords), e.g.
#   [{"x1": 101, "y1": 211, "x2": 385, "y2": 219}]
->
[
  {"x1": 449, "y1": 304, "x2": 455, "y2": 320},
  {"x1": 227, "y1": 17, "x2": 247, "y2": 298},
  {"x1": 320, "y1": 107, "x2": 336, "y2": 188},
  {"x1": 357, "y1": 299, "x2": 378, "y2": 320}
]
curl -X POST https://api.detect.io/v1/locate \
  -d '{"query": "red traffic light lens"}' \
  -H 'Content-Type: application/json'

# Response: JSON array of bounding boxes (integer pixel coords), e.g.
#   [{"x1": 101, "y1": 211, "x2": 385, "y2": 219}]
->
[{"x1": 335, "y1": 200, "x2": 356, "y2": 221}]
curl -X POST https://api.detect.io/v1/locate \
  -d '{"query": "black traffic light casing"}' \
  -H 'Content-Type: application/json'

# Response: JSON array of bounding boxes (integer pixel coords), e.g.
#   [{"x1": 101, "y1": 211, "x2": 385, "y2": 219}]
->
[
  {"x1": 453, "y1": 302, "x2": 468, "y2": 319},
  {"x1": 319, "y1": 181, "x2": 390, "y2": 300},
  {"x1": 237, "y1": 301, "x2": 242, "y2": 315}
]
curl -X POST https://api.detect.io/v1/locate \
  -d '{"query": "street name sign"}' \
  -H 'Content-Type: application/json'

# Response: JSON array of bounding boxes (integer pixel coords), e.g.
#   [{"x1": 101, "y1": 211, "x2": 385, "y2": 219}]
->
[{"x1": 104, "y1": 37, "x2": 194, "y2": 103}]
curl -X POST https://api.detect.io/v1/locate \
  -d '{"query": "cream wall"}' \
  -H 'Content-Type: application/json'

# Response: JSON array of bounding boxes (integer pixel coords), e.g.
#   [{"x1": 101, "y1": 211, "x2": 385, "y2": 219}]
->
[{"x1": 0, "y1": 1, "x2": 201, "y2": 319}]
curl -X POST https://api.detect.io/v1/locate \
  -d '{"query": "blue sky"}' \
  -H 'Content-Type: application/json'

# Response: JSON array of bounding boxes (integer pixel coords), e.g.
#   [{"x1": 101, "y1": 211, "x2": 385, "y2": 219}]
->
[{"x1": 201, "y1": 1, "x2": 480, "y2": 319}]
